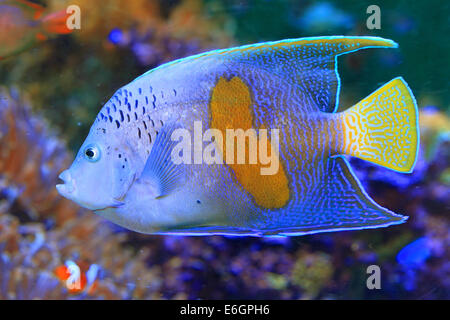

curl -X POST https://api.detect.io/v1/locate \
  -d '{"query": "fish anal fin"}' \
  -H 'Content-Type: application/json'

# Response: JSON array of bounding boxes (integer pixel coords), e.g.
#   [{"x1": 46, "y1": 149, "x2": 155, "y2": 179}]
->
[{"x1": 256, "y1": 157, "x2": 407, "y2": 236}]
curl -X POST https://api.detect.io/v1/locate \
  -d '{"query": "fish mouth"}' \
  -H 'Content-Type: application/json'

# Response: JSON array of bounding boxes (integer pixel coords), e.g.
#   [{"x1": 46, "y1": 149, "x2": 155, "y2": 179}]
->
[{"x1": 56, "y1": 170, "x2": 76, "y2": 198}]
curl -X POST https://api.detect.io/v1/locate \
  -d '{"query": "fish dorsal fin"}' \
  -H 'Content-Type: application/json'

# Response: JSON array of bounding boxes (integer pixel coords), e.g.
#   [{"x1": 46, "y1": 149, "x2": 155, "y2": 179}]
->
[
  {"x1": 174, "y1": 36, "x2": 395, "y2": 113},
  {"x1": 218, "y1": 36, "x2": 397, "y2": 113},
  {"x1": 140, "y1": 124, "x2": 183, "y2": 198},
  {"x1": 142, "y1": 37, "x2": 396, "y2": 113}
]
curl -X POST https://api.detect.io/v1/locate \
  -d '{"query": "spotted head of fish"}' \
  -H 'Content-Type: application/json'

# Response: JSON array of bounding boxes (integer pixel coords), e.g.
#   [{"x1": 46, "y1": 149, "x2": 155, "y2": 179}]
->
[{"x1": 56, "y1": 125, "x2": 136, "y2": 211}]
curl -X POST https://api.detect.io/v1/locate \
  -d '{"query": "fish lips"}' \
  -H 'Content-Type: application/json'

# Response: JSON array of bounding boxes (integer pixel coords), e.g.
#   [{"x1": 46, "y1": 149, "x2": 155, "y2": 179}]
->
[{"x1": 56, "y1": 170, "x2": 76, "y2": 198}]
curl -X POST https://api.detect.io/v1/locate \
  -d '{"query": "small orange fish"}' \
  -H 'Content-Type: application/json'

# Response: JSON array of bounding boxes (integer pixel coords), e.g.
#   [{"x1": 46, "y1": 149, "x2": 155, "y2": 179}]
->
[
  {"x1": 0, "y1": 0, "x2": 73, "y2": 59},
  {"x1": 54, "y1": 260, "x2": 99, "y2": 295}
]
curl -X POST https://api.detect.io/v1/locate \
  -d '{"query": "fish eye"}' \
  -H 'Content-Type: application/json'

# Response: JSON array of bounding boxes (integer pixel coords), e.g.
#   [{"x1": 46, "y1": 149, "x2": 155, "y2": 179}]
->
[{"x1": 83, "y1": 145, "x2": 101, "y2": 162}]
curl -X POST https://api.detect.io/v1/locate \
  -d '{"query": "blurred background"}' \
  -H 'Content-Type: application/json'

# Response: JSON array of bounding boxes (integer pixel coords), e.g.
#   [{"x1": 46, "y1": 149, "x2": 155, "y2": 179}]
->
[{"x1": 0, "y1": 0, "x2": 448, "y2": 299}]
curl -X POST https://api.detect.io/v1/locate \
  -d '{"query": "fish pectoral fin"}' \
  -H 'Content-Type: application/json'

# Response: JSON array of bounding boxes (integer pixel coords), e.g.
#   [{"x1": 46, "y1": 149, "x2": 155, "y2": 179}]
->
[{"x1": 139, "y1": 123, "x2": 183, "y2": 198}]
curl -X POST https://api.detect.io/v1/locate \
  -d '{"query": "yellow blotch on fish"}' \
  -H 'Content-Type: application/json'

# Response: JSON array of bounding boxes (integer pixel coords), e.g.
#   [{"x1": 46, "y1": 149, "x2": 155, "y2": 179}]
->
[{"x1": 210, "y1": 76, "x2": 290, "y2": 209}]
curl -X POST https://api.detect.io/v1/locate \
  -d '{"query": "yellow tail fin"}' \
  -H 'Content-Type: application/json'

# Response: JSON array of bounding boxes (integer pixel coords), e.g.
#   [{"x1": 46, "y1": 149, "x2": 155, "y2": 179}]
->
[{"x1": 341, "y1": 77, "x2": 419, "y2": 173}]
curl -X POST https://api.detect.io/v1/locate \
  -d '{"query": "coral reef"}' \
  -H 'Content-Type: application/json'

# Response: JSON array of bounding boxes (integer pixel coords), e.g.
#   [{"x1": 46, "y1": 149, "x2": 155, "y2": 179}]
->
[
  {"x1": 418, "y1": 107, "x2": 450, "y2": 161},
  {"x1": 0, "y1": 0, "x2": 234, "y2": 149},
  {"x1": 0, "y1": 89, "x2": 159, "y2": 299},
  {"x1": 0, "y1": 211, "x2": 163, "y2": 299},
  {"x1": 291, "y1": 252, "x2": 333, "y2": 298},
  {"x1": 0, "y1": 88, "x2": 78, "y2": 224}
]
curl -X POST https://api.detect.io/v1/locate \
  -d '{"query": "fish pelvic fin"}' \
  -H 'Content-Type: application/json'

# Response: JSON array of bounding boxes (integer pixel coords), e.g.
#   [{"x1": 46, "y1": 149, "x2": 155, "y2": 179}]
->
[{"x1": 340, "y1": 77, "x2": 419, "y2": 173}]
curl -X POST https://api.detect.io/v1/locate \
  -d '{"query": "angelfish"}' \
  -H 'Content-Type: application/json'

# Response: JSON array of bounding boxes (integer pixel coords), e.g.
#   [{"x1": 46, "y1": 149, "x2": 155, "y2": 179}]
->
[{"x1": 56, "y1": 36, "x2": 419, "y2": 236}]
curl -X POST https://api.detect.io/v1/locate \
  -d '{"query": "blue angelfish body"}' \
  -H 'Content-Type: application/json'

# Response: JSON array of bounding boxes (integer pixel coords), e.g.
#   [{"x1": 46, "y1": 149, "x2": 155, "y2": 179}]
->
[{"x1": 56, "y1": 36, "x2": 419, "y2": 236}]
